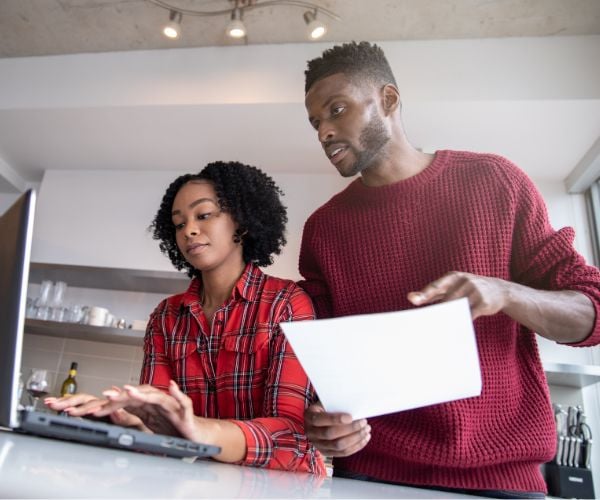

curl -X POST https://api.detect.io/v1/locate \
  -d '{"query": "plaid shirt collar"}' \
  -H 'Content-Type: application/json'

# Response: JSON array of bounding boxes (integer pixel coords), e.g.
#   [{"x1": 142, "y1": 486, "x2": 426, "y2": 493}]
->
[{"x1": 181, "y1": 262, "x2": 261, "y2": 308}]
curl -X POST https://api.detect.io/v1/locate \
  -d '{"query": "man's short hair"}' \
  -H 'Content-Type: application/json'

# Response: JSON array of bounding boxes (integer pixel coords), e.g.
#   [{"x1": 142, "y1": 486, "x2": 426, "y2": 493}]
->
[{"x1": 304, "y1": 41, "x2": 397, "y2": 94}]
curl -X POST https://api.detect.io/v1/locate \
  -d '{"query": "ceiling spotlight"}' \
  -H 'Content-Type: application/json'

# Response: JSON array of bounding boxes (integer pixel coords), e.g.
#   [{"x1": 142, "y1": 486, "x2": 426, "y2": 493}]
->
[
  {"x1": 304, "y1": 10, "x2": 326, "y2": 40},
  {"x1": 226, "y1": 7, "x2": 246, "y2": 39},
  {"x1": 163, "y1": 10, "x2": 182, "y2": 39}
]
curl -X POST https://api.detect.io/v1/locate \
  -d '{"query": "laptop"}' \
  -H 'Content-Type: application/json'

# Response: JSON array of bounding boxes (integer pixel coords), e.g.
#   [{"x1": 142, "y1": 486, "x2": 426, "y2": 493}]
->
[{"x1": 0, "y1": 189, "x2": 220, "y2": 459}]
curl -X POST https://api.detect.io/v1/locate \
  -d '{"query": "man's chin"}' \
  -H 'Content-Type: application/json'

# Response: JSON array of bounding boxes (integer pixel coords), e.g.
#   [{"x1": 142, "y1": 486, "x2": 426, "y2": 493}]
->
[{"x1": 337, "y1": 161, "x2": 367, "y2": 178}]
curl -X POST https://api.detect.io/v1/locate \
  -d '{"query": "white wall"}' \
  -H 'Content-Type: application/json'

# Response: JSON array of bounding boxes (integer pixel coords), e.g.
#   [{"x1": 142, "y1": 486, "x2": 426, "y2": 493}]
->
[
  {"x1": 0, "y1": 192, "x2": 19, "y2": 214},
  {"x1": 32, "y1": 169, "x2": 348, "y2": 280}
]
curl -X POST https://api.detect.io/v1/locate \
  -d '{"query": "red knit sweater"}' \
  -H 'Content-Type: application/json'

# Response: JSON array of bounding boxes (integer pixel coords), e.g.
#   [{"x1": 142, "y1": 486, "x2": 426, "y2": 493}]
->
[{"x1": 298, "y1": 150, "x2": 600, "y2": 493}]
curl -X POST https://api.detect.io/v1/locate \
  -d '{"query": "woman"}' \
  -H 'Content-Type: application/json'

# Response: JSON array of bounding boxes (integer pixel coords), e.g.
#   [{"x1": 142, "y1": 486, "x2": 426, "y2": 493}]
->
[{"x1": 46, "y1": 161, "x2": 324, "y2": 474}]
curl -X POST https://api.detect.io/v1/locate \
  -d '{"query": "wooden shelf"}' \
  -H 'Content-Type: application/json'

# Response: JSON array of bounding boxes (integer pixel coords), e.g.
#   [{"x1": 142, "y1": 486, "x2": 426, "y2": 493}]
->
[
  {"x1": 543, "y1": 362, "x2": 600, "y2": 388},
  {"x1": 29, "y1": 262, "x2": 189, "y2": 295},
  {"x1": 24, "y1": 319, "x2": 145, "y2": 346}
]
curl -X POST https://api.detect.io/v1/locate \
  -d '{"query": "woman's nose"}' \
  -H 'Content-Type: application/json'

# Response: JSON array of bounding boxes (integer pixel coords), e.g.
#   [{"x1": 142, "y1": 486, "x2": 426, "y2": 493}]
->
[{"x1": 184, "y1": 223, "x2": 199, "y2": 238}]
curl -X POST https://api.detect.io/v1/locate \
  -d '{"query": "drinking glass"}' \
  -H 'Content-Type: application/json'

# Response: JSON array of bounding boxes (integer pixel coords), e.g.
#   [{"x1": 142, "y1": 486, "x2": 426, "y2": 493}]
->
[
  {"x1": 25, "y1": 368, "x2": 50, "y2": 410},
  {"x1": 34, "y1": 280, "x2": 54, "y2": 320}
]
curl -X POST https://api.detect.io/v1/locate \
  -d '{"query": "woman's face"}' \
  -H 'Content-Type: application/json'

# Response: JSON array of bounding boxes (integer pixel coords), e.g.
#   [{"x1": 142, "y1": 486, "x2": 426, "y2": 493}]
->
[{"x1": 171, "y1": 180, "x2": 243, "y2": 274}]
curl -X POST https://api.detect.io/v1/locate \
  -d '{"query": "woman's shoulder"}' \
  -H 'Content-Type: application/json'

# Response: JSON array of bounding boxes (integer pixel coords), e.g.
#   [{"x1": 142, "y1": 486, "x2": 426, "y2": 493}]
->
[
  {"x1": 259, "y1": 272, "x2": 305, "y2": 297},
  {"x1": 257, "y1": 271, "x2": 314, "y2": 318}
]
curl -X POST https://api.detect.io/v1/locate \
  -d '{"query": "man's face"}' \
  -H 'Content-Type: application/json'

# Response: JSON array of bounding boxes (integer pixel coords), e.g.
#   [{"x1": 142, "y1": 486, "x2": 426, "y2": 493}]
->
[{"x1": 305, "y1": 73, "x2": 390, "y2": 177}]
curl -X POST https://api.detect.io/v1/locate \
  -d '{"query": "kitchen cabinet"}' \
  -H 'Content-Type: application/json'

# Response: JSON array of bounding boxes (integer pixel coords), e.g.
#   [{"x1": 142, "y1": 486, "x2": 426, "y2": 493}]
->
[
  {"x1": 29, "y1": 262, "x2": 188, "y2": 295},
  {"x1": 25, "y1": 261, "x2": 188, "y2": 345},
  {"x1": 24, "y1": 319, "x2": 144, "y2": 346}
]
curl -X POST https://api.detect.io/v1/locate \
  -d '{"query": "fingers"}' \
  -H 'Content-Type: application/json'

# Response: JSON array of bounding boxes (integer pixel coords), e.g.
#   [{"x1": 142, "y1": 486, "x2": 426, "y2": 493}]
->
[
  {"x1": 44, "y1": 393, "x2": 108, "y2": 416},
  {"x1": 408, "y1": 273, "x2": 461, "y2": 306},
  {"x1": 304, "y1": 403, "x2": 371, "y2": 457},
  {"x1": 168, "y1": 380, "x2": 193, "y2": 414},
  {"x1": 45, "y1": 393, "x2": 96, "y2": 409},
  {"x1": 408, "y1": 272, "x2": 507, "y2": 320},
  {"x1": 95, "y1": 384, "x2": 181, "y2": 419},
  {"x1": 123, "y1": 384, "x2": 181, "y2": 413},
  {"x1": 311, "y1": 424, "x2": 371, "y2": 457},
  {"x1": 306, "y1": 403, "x2": 353, "y2": 427},
  {"x1": 110, "y1": 408, "x2": 152, "y2": 433}
]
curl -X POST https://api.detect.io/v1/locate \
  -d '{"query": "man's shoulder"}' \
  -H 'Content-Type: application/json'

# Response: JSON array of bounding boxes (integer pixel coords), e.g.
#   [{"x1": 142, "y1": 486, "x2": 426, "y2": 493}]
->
[
  {"x1": 448, "y1": 150, "x2": 523, "y2": 173},
  {"x1": 443, "y1": 150, "x2": 530, "y2": 187}
]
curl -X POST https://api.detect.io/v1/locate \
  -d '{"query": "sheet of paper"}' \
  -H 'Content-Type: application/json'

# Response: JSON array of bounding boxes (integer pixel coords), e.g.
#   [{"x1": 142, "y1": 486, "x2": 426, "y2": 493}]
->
[{"x1": 280, "y1": 298, "x2": 481, "y2": 420}]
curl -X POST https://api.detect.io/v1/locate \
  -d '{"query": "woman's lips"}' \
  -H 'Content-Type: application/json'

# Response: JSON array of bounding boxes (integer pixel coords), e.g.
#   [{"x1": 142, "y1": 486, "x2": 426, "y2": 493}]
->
[{"x1": 186, "y1": 243, "x2": 208, "y2": 255}]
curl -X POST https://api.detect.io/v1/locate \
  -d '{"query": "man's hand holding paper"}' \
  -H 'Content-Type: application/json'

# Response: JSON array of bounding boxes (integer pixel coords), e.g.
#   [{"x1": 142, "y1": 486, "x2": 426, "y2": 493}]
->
[{"x1": 280, "y1": 298, "x2": 482, "y2": 420}]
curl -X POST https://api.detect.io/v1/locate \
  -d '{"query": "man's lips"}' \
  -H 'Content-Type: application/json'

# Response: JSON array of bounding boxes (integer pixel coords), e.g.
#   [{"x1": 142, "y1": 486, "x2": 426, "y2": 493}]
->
[
  {"x1": 186, "y1": 243, "x2": 208, "y2": 255},
  {"x1": 325, "y1": 143, "x2": 348, "y2": 165}
]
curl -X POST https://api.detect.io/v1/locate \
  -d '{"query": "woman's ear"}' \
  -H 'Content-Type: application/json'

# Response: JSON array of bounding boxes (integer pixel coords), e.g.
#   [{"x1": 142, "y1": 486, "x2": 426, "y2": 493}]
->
[
  {"x1": 233, "y1": 228, "x2": 248, "y2": 244},
  {"x1": 382, "y1": 84, "x2": 401, "y2": 115}
]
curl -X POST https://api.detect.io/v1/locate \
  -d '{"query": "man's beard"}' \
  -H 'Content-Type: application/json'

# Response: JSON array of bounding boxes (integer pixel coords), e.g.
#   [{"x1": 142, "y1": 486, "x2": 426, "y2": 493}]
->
[{"x1": 342, "y1": 111, "x2": 391, "y2": 177}]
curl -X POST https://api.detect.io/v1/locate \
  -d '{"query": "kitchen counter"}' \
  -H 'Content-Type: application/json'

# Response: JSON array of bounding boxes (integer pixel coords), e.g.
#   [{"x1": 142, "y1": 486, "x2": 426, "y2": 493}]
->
[{"x1": 0, "y1": 430, "x2": 476, "y2": 498}]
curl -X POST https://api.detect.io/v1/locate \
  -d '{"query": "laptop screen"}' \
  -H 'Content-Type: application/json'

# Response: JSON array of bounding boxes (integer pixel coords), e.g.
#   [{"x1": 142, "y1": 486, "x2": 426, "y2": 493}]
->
[{"x1": 0, "y1": 190, "x2": 36, "y2": 429}]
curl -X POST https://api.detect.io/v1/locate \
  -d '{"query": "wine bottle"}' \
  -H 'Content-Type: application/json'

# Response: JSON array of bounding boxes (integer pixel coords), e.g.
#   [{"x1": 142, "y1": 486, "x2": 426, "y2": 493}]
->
[{"x1": 60, "y1": 362, "x2": 78, "y2": 396}]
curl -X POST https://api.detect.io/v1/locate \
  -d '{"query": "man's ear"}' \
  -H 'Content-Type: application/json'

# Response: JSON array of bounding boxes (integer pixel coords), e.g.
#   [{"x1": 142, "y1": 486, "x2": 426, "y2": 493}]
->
[{"x1": 382, "y1": 84, "x2": 401, "y2": 115}]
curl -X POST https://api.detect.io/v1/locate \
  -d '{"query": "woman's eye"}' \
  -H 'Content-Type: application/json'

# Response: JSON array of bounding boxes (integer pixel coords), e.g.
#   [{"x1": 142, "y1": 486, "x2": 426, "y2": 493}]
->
[
  {"x1": 197, "y1": 212, "x2": 211, "y2": 221},
  {"x1": 174, "y1": 222, "x2": 185, "y2": 231}
]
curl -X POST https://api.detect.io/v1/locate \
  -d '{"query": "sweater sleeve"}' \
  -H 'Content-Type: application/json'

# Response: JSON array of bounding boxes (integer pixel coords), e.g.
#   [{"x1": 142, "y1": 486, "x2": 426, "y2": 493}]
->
[
  {"x1": 501, "y1": 158, "x2": 600, "y2": 347},
  {"x1": 230, "y1": 286, "x2": 325, "y2": 474},
  {"x1": 297, "y1": 213, "x2": 334, "y2": 319}
]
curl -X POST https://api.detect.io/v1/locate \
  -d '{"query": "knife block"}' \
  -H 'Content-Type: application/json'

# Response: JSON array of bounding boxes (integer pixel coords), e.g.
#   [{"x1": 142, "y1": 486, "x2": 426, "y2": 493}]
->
[{"x1": 545, "y1": 463, "x2": 595, "y2": 499}]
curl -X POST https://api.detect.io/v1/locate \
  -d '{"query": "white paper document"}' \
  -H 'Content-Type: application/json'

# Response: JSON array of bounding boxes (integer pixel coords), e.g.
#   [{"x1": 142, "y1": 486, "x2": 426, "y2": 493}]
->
[{"x1": 280, "y1": 298, "x2": 482, "y2": 420}]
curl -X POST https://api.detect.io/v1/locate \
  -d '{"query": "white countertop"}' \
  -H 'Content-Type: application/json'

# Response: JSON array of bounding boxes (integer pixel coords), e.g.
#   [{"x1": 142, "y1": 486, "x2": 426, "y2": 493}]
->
[{"x1": 0, "y1": 429, "x2": 475, "y2": 498}]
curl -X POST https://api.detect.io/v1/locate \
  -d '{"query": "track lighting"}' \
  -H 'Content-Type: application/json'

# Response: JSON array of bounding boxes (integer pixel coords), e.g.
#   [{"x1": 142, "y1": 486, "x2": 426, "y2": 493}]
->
[
  {"x1": 303, "y1": 10, "x2": 326, "y2": 40},
  {"x1": 149, "y1": 0, "x2": 340, "y2": 42},
  {"x1": 162, "y1": 10, "x2": 182, "y2": 39},
  {"x1": 226, "y1": 8, "x2": 247, "y2": 39}
]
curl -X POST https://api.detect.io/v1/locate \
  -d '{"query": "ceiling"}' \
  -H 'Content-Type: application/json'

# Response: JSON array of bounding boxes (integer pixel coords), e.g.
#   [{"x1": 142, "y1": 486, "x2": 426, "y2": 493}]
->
[
  {"x1": 0, "y1": 0, "x2": 599, "y2": 194},
  {"x1": 1, "y1": 0, "x2": 600, "y2": 57}
]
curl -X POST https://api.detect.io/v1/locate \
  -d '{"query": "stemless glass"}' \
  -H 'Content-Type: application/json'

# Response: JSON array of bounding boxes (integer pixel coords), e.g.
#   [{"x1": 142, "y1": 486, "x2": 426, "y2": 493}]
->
[
  {"x1": 25, "y1": 368, "x2": 50, "y2": 410},
  {"x1": 34, "y1": 280, "x2": 54, "y2": 320}
]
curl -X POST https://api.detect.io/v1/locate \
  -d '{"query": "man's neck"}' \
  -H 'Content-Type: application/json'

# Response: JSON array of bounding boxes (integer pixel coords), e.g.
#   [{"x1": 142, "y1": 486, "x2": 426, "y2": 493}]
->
[{"x1": 360, "y1": 141, "x2": 434, "y2": 187}]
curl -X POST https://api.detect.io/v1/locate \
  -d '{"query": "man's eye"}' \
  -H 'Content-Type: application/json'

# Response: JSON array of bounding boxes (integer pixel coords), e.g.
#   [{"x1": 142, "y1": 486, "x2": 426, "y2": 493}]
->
[
  {"x1": 331, "y1": 105, "x2": 344, "y2": 116},
  {"x1": 311, "y1": 120, "x2": 320, "y2": 131}
]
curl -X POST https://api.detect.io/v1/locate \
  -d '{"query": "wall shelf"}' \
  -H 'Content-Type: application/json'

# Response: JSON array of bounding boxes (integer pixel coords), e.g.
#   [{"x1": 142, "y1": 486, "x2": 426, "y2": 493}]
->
[
  {"x1": 29, "y1": 262, "x2": 189, "y2": 295},
  {"x1": 543, "y1": 362, "x2": 600, "y2": 389},
  {"x1": 25, "y1": 319, "x2": 144, "y2": 346}
]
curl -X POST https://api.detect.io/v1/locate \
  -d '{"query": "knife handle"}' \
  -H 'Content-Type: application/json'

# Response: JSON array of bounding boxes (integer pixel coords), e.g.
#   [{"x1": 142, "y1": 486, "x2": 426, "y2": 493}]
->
[
  {"x1": 556, "y1": 435, "x2": 565, "y2": 466},
  {"x1": 584, "y1": 438, "x2": 593, "y2": 469}
]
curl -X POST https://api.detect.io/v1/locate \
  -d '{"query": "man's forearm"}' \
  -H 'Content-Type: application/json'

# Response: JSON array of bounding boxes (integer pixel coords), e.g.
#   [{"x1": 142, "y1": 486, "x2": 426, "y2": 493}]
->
[{"x1": 502, "y1": 282, "x2": 595, "y2": 343}]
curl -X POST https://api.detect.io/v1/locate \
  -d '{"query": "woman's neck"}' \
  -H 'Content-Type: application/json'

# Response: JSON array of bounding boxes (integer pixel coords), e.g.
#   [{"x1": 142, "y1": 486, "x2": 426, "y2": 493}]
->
[{"x1": 200, "y1": 260, "x2": 246, "y2": 309}]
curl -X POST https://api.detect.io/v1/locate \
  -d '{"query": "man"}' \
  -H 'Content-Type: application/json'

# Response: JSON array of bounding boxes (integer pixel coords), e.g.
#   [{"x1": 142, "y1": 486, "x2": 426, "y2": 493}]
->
[{"x1": 299, "y1": 41, "x2": 600, "y2": 498}]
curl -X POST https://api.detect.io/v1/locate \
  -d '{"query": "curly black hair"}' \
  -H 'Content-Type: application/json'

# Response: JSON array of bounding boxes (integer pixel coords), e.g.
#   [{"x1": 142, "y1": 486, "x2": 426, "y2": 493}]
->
[
  {"x1": 150, "y1": 161, "x2": 288, "y2": 278},
  {"x1": 305, "y1": 41, "x2": 397, "y2": 94}
]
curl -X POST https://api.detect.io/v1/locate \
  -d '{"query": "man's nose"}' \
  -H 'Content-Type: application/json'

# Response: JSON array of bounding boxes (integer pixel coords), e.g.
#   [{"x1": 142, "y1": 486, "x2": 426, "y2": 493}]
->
[{"x1": 318, "y1": 121, "x2": 335, "y2": 143}]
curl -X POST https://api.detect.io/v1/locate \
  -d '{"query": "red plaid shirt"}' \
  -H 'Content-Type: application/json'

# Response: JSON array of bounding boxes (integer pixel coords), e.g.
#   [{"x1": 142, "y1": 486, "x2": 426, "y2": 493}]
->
[{"x1": 140, "y1": 263, "x2": 324, "y2": 474}]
